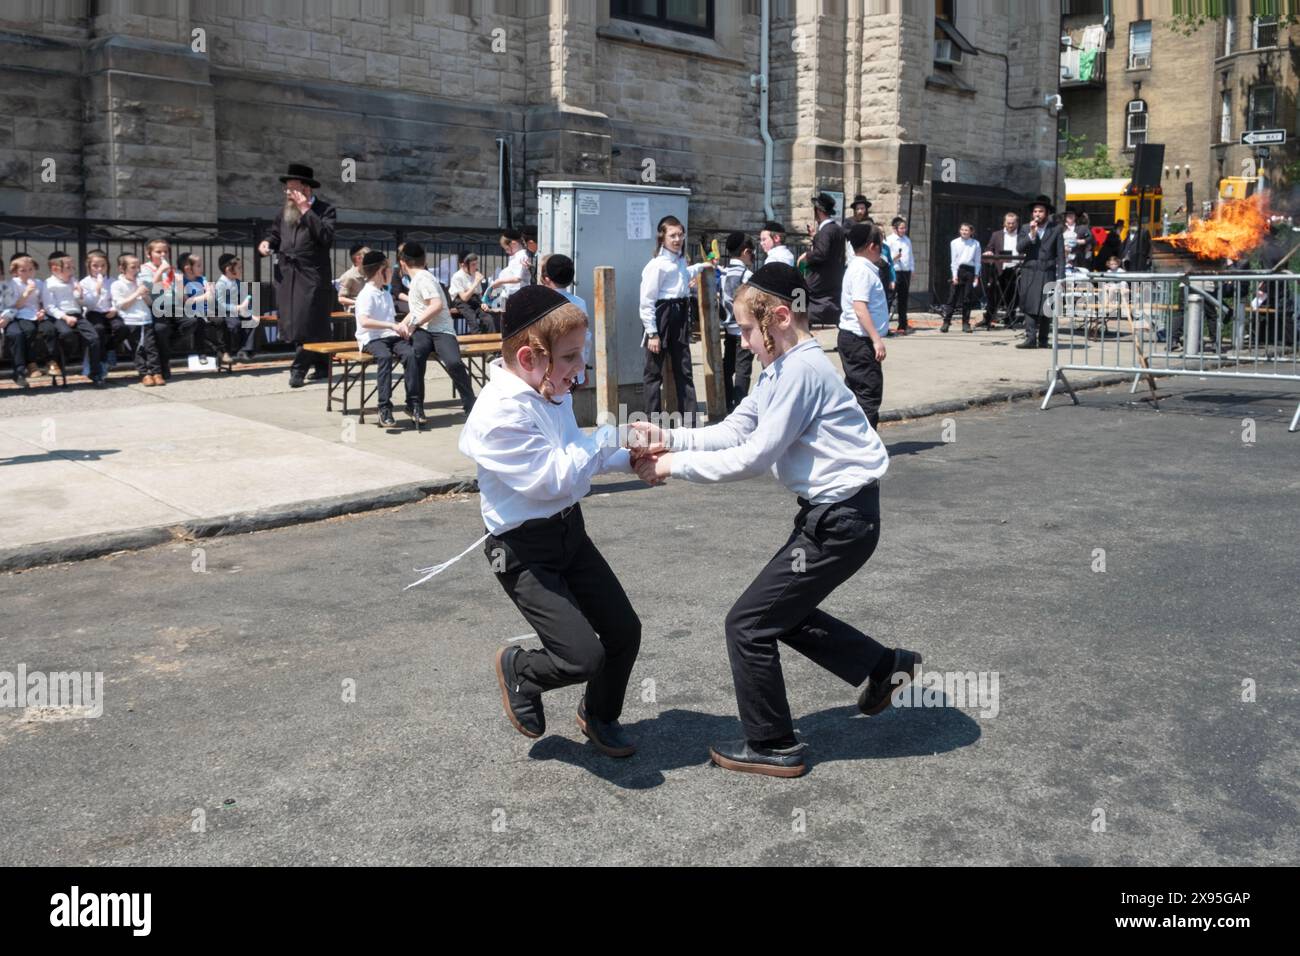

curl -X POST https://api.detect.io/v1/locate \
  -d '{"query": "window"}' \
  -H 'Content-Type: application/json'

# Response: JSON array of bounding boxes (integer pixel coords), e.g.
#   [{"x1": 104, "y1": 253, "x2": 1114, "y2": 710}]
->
[
  {"x1": 1253, "y1": 15, "x2": 1278, "y2": 49},
  {"x1": 1249, "y1": 84, "x2": 1275, "y2": 131},
  {"x1": 611, "y1": 0, "x2": 714, "y2": 36},
  {"x1": 1128, "y1": 20, "x2": 1152, "y2": 69},
  {"x1": 1225, "y1": 11, "x2": 1235, "y2": 56},
  {"x1": 934, "y1": 4, "x2": 976, "y2": 69},
  {"x1": 1126, "y1": 107, "x2": 1148, "y2": 149},
  {"x1": 1058, "y1": 113, "x2": 1070, "y2": 150},
  {"x1": 1221, "y1": 90, "x2": 1232, "y2": 143}
]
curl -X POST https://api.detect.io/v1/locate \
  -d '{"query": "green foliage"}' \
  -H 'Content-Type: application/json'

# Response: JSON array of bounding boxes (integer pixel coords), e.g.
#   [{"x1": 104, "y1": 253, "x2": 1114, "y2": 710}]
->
[
  {"x1": 1061, "y1": 135, "x2": 1131, "y2": 179},
  {"x1": 1168, "y1": 1, "x2": 1298, "y2": 36}
]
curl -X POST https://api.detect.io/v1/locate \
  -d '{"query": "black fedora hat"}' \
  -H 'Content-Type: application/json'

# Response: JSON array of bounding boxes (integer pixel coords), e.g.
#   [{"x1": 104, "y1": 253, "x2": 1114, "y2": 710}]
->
[
  {"x1": 1030, "y1": 194, "x2": 1054, "y2": 214},
  {"x1": 851, "y1": 194, "x2": 872, "y2": 209},
  {"x1": 279, "y1": 163, "x2": 321, "y2": 189}
]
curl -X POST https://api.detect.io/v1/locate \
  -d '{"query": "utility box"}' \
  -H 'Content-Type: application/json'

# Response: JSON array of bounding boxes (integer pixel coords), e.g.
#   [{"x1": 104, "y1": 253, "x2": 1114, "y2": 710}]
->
[{"x1": 537, "y1": 181, "x2": 691, "y2": 419}]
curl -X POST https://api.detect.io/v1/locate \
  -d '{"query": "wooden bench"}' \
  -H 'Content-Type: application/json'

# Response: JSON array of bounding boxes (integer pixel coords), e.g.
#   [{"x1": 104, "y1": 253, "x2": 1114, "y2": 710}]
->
[{"x1": 304, "y1": 334, "x2": 501, "y2": 419}]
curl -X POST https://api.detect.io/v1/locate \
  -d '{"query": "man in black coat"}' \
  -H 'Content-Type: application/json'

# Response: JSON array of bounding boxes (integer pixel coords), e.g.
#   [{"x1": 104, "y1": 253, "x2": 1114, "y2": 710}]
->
[
  {"x1": 1015, "y1": 195, "x2": 1065, "y2": 349},
  {"x1": 798, "y1": 192, "x2": 846, "y2": 327},
  {"x1": 258, "y1": 163, "x2": 337, "y2": 387},
  {"x1": 1121, "y1": 224, "x2": 1152, "y2": 272}
]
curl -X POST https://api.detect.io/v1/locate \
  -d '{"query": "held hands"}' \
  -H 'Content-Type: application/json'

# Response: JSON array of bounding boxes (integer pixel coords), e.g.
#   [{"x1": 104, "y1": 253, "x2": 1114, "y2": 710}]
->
[
  {"x1": 626, "y1": 421, "x2": 671, "y2": 486},
  {"x1": 631, "y1": 449, "x2": 671, "y2": 486}
]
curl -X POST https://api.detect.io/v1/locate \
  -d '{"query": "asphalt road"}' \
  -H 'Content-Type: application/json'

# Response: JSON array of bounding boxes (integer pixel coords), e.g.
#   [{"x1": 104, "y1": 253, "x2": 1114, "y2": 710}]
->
[{"x1": 2, "y1": 378, "x2": 1297, "y2": 865}]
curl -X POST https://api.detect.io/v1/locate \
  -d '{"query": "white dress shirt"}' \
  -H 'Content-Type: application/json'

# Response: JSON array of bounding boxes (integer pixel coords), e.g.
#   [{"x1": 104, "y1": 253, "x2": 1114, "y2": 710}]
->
[
  {"x1": 999, "y1": 229, "x2": 1019, "y2": 269},
  {"x1": 42, "y1": 276, "x2": 82, "y2": 320},
  {"x1": 884, "y1": 234, "x2": 914, "y2": 271},
  {"x1": 949, "y1": 236, "x2": 982, "y2": 278},
  {"x1": 495, "y1": 249, "x2": 531, "y2": 308},
  {"x1": 839, "y1": 256, "x2": 888, "y2": 338},
  {"x1": 667, "y1": 337, "x2": 888, "y2": 503},
  {"x1": 4, "y1": 277, "x2": 45, "y2": 320},
  {"x1": 764, "y1": 244, "x2": 795, "y2": 267},
  {"x1": 110, "y1": 275, "x2": 152, "y2": 325},
  {"x1": 638, "y1": 247, "x2": 706, "y2": 339},
  {"x1": 354, "y1": 283, "x2": 397, "y2": 347},
  {"x1": 556, "y1": 289, "x2": 593, "y2": 386},
  {"x1": 458, "y1": 359, "x2": 632, "y2": 534},
  {"x1": 79, "y1": 274, "x2": 114, "y2": 313}
]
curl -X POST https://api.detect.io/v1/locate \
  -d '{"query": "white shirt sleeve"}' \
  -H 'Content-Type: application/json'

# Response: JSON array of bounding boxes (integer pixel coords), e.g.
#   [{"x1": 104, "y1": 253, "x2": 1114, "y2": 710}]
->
[
  {"x1": 670, "y1": 370, "x2": 814, "y2": 483},
  {"x1": 469, "y1": 413, "x2": 626, "y2": 503},
  {"x1": 639, "y1": 260, "x2": 660, "y2": 339},
  {"x1": 41, "y1": 282, "x2": 66, "y2": 321}
]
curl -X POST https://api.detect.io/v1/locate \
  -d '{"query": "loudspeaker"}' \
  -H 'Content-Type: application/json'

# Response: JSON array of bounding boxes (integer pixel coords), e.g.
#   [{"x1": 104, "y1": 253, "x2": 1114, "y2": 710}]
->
[
  {"x1": 1132, "y1": 143, "x2": 1164, "y2": 189},
  {"x1": 896, "y1": 144, "x2": 927, "y2": 185}
]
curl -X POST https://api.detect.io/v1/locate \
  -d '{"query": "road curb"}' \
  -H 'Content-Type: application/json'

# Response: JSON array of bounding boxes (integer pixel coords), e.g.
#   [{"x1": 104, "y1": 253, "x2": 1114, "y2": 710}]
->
[
  {"x1": 879, "y1": 372, "x2": 1132, "y2": 424},
  {"x1": 0, "y1": 477, "x2": 478, "y2": 574}
]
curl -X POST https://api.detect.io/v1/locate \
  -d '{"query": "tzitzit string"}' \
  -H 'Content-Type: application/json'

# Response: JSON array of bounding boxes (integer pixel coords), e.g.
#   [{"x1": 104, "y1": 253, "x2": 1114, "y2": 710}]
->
[{"x1": 404, "y1": 532, "x2": 489, "y2": 591}]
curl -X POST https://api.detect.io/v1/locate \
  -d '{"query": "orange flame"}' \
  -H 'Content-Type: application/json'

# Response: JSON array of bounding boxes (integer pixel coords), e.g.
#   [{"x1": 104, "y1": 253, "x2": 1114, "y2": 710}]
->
[{"x1": 1155, "y1": 194, "x2": 1272, "y2": 261}]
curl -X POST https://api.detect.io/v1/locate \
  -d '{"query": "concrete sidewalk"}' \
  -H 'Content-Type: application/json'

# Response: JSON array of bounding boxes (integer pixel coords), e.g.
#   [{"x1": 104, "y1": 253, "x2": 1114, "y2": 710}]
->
[{"x1": 0, "y1": 319, "x2": 1118, "y2": 569}]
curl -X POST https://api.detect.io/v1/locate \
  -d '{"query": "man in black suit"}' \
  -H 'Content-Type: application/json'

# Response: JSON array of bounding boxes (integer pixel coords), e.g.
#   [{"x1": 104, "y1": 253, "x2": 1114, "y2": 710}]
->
[
  {"x1": 982, "y1": 211, "x2": 1025, "y2": 330},
  {"x1": 1122, "y1": 225, "x2": 1152, "y2": 271},
  {"x1": 798, "y1": 192, "x2": 846, "y2": 327},
  {"x1": 1015, "y1": 195, "x2": 1065, "y2": 350},
  {"x1": 257, "y1": 162, "x2": 338, "y2": 387}
]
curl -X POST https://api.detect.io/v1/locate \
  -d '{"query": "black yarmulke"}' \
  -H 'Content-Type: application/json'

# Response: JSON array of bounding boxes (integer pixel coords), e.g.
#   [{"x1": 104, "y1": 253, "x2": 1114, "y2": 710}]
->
[
  {"x1": 502, "y1": 285, "x2": 570, "y2": 340},
  {"x1": 361, "y1": 250, "x2": 387, "y2": 269},
  {"x1": 847, "y1": 223, "x2": 874, "y2": 249},
  {"x1": 746, "y1": 263, "x2": 809, "y2": 303}
]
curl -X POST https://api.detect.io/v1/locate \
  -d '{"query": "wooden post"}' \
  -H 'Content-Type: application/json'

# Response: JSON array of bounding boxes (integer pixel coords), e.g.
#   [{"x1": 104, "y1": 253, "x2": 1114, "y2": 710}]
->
[
  {"x1": 593, "y1": 266, "x2": 620, "y2": 424},
  {"x1": 695, "y1": 265, "x2": 725, "y2": 422}
]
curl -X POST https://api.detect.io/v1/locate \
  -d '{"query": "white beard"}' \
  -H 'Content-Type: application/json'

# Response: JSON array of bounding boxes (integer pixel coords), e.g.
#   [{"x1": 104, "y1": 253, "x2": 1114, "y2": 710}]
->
[{"x1": 283, "y1": 198, "x2": 301, "y2": 229}]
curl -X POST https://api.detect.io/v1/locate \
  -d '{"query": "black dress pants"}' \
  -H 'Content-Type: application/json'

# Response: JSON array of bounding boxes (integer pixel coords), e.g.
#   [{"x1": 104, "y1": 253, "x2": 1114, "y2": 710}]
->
[
  {"x1": 643, "y1": 297, "x2": 696, "y2": 418},
  {"x1": 836, "y1": 328, "x2": 883, "y2": 429},
  {"x1": 486, "y1": 505, "x2": 641, "y2": 722},
  {"x1": 724, "y1": 482, "x2": 889, "y2": 741}
]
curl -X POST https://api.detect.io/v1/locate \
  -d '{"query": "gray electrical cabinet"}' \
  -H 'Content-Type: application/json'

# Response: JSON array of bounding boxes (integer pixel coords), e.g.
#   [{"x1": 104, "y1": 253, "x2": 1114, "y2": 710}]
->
[{"x1": 537, "y1": 181, "x2": 691, "y2": 412}]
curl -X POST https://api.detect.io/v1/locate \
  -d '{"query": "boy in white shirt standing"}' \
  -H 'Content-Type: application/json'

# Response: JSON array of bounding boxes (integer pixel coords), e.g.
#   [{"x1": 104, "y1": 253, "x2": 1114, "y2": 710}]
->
[
  {"x1": 943, "y1": 222, "x2": 982, "y2": 333},
  {"x1": 42, "y1": 249, "x2": 105, "y2": 385},
  {"x1": 639, "y1": 214, "x2": 707, "y2": 419},
  {"x1": 631, "y1": 264, "x2": 921, "y2": 777},
  {"x1": 453, "y1": 286, "x2": 641, "y2": 758},
  {"x1": 720, "y1": 232, "x2": 756, "y2": 412},
  {"x1": 838, "y1": 223, "x2": 890, "y2": 429},
  {"x1": 354, "y1": 250, "x2": 420, "y2": 428},
  {"x1": 884, "y1": 217, "x2": 915, "y2": 335},
  {"x1": 399, "y1": 242, "x2": 474, "y2": 421},
  {"x1": 759, "y1": 221, "x2": 795, "y2": 267}
]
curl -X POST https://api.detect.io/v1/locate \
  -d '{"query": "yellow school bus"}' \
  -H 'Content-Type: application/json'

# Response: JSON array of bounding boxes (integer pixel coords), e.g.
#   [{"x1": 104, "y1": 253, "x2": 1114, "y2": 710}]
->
[{"x1": 1064, "y1": 178, "x2": 1163, "y2": 237}]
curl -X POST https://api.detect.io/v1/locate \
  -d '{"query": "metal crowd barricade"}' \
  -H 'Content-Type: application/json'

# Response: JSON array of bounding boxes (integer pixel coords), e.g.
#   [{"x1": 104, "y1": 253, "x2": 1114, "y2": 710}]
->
[{"x1": 1042, "y1": 270, "x2": 1300, "y2": 432}]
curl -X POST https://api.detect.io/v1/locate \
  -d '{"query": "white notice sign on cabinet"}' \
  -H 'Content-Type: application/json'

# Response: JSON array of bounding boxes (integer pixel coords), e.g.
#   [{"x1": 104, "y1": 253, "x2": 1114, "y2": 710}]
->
[{"x1": 626, "y1": 197, "x2": 650, "y2": 240}]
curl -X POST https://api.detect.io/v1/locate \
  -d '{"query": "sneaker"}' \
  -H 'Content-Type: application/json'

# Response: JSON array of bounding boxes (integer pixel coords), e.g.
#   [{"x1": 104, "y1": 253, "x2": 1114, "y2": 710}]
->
[
  {"x1": 857, "y1": 649, "x2": 923, "y2": 716},
  {"x1": 494, "y1": 647, "x2": 545, "y2": 738},
  {"x1": 377, "y1": 407, "x2": 397, "y2": 428},
  {"x1": 220, "y1": 352, "x2": 234, "y2": 366}
]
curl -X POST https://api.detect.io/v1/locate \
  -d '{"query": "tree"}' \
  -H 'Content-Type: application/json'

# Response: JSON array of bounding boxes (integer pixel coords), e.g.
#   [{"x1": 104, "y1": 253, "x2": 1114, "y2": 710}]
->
[
  {"x1": 1061, "y1": 135, "x2": 1131, "y2": 179},
  {"x1": 1169, "y1": 0, "x2": 1299, "y2": 35}
]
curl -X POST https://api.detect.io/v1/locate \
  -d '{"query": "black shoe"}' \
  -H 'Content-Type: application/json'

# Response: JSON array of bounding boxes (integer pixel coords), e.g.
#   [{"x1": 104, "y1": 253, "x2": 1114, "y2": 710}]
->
[
  {"x1": 494, "y1": 647, "x2": 544, "y2": 739},
  {"x1": 962, "y1": 322, "x2": 973, "y2": 333},
  {"x1": 235, "y1": 351, "x2": 251, "y2": 363},
  {"x1": 14, "y1": 373, "x2": 28, "y2": 389},
  {"x1": 577, "y1": 698, "x2": 636, "y2": 757},
  {"x1": 408, "y1": 403, "x2": 429, "y2": 425},
  {"x1": 975, "y1": 318, "x2": 993, "y2": 330},
  {"x1": 940, "y1": 321, "x2": 951, "y2": 333},
  {"x1": 377, "y1": 407, "x2": 397, "y2": 428},
  {"x1": 92, "y1": 375, "x2": 106, "y2": 388},
  {"x1": 858, "y1": 649, "x2": 923, "y2": 716},
  {"x1": 1014, "y1": 337, "x2": 1038, "y2": 349},
  {"x1": 307, "y1": 368, "x2": 325, "y2": 381},
  {"x1": 288, "y1": 372, "x2": 307, "y2": 388},
  {"x1": 709, "y1": 738, "x2": 807, "y2": 778}
]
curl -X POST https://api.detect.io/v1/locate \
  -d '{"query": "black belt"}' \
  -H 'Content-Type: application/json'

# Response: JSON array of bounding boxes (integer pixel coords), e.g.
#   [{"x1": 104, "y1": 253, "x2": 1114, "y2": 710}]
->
[
  {"x1": 656, "y1": 297, "x2": 689, "y2": 305},
  {"x1": 796, "y1": 480, "x2": 878, "y2": 511}
]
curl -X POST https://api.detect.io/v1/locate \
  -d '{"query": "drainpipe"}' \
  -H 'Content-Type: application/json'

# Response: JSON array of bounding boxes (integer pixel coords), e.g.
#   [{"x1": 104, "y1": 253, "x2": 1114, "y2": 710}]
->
[{"x1": 753, "y1": 0, "x2": 775, "y2": 221}]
